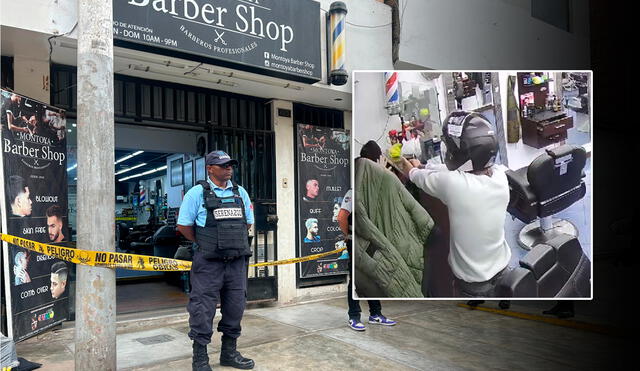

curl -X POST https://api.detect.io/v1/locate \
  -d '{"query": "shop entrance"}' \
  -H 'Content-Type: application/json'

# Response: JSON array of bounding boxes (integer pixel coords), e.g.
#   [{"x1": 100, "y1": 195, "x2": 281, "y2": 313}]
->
[{"x1": 52, "y1": 64, "x2": 278, "y2": 315}]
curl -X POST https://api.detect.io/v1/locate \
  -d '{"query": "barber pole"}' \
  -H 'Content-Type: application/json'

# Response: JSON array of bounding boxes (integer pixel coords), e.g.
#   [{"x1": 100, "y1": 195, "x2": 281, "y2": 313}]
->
[
  {"x1": 328, "y1": 2, "x2": 348, "y2": 85},
  {"x1": 330, "y1": 9, "x2": 345, "y2": 72},
  {"x1": 385, "y1": 72, "x2": 400, "y2": 115},
  {"x1": 139, "y1": 184, "x2": 146, "y2": 205}
]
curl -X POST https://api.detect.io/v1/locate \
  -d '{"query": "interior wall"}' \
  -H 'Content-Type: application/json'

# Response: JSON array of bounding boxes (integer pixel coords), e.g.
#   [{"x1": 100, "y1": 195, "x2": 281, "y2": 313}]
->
[
  {"x1": 353, "y1": 71, "x2": 448, "y2": 157},
  {"x1": 165, "y1": 154, "x2": 184, "y2": 209}
]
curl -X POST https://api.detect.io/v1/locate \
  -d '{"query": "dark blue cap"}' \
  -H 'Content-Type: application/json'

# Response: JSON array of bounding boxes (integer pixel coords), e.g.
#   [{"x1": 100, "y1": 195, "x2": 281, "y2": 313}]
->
[{"x1": 206, "y1": 150, "x2": 238, "y2": 166}]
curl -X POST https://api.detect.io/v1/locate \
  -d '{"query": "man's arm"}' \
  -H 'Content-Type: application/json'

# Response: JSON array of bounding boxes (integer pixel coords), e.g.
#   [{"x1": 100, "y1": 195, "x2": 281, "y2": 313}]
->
[
  {"x1": 399, "y1": 156, "x2": 417, "y2": 178},
  {"x1": 404, "y1": 158, "x2": 449, "y2": 200},
  {"x1": 337, "y1": 209, "x2": 350, "y2": 237},
  {"x1": 176, "y1": 189, "x2": 199, "y2": 241},
  {"x1": 177, "y1": 225, "x2": 196, "y2": 242},
  {"x1": 7, "y1": 112, "x2": 29, "y2": 133},
  {"x1": 302, "y1": 135, "x2": 320, "y2": 148},
  {"x1": 239, "y1": 187, "x2": 254, "y2": 230}
]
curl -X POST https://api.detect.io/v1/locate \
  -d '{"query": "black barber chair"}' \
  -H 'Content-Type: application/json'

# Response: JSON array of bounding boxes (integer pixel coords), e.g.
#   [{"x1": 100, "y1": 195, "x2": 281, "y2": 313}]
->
[
  {"x1": 152, "y1": 225, "x2": 180, "y2": 258},
  {"x1": 506, "y1": 144, "x2": 587, "y2": 250},
  {"x1": 117, "y1": 223, "x2": 131, "y2": 251},
  {"x1": 495, "y1": 233, "x2": 591, "y2": 297},
  {"x1": 129, "y1": 236, "x2": 153, "y2": 254},
  {"x1": 127, "y1": 225, "x2": 155, "y2": 254}
]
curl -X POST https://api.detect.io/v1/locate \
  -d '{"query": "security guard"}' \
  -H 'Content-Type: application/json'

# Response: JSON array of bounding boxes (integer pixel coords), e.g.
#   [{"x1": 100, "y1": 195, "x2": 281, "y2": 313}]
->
[{"x1": 177, "y1": 150, "x2": 255, "y2": 371}]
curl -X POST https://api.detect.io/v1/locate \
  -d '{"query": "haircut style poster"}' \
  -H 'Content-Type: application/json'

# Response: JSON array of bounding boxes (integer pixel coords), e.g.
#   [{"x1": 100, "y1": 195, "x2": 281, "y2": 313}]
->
[
  {"x1": 1, "y1": 89, "x2": 70, "y2": 341},
  {"x1": 296, "y1": 124, "x2": 350, "y2": 278}
]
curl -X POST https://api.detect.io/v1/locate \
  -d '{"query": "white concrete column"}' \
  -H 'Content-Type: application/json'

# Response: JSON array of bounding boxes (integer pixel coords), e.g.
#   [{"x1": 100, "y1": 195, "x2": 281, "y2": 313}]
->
[
  {"x1": 75, "y1": 0, "x2": 116, "y2": 369},
  {"x1": 271, "y1": 100, "x2": 297, "y2": 304}
]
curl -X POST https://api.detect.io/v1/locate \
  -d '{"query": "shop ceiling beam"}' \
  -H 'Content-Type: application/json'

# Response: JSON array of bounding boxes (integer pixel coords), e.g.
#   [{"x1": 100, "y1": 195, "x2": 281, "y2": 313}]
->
[{"x1": 75, "y1": 0, "x2": 116, "y2": 370}]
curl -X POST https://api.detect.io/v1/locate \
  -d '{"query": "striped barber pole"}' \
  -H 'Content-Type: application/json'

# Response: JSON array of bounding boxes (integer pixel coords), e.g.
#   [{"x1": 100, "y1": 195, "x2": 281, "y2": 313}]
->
[
  {"x1": 139, "y1": 187, "x2": 146, "y2": 205},
  {"x1": 385, "y1": 72, "x2": 400, "y2": 114},
  {"x1": 330, "y1": 10, "x2": 346, "y2": 71},
  {"x1": 385, "y1": 72, "x2": 399, "y2": 105}
]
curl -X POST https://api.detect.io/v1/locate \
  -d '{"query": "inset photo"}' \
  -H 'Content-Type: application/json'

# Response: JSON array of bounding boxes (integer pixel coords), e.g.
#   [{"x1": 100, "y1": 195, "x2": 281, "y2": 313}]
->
[{"x1": 352, "y1": 71, "x2": 592, "y2": 299}]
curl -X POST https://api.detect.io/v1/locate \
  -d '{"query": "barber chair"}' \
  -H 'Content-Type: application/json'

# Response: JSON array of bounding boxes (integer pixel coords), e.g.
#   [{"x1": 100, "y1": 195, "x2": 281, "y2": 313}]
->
[
  {"x1": 152, "y1": 225, "x2": 180, "y2": 258},
  {"x1": 506, "y1": 144, "x2": 587, "y2": 250},
  {"x1": 117, "y1": 223, "x2": 131, "y2": 251},
  {"x1": 129, "y1": 236, "x2": 153, "y2": 254},
  {"x1": 495, "y1": 233, "x2": 591, "y2": 297}
]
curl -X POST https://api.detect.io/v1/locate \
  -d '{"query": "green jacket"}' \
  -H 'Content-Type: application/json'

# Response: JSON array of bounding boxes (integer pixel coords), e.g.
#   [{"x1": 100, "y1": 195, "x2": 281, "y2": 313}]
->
[{"x1": 354, "y1": 158, "x2": 433, "y2": 297}]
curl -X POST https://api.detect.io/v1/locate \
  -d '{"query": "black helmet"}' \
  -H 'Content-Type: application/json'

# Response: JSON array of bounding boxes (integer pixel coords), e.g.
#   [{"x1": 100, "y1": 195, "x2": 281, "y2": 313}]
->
[{"x1": 441, "y1": 111, "x2": 498, "y2": 171}]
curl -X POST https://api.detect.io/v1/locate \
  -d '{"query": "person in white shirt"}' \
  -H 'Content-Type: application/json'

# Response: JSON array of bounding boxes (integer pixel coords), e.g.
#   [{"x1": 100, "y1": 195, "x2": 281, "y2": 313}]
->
[{"x1": 401, "y1": 111, "x2": 511, "y2": 297}]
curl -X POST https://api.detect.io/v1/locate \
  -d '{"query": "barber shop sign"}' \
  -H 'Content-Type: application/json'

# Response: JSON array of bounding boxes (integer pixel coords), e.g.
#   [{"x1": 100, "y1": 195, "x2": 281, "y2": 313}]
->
[
  {"x1": 114, "y1": 0, "x2": 321, "y2": 82},
  {"x1": 0, "y1": 89, "x2": 71, "y2": 341}
]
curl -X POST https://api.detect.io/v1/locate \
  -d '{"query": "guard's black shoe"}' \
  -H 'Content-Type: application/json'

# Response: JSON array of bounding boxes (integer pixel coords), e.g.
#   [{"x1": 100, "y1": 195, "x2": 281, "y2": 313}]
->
[
  {"x1": 220, "y1": 350, "x2": 255, "y2": 369},
  {"x1": 220, "y1": 336, "x2": 254, "y2": 369},
  {"x1": 192, "y1": 341, "x2": 212, "y2": 371},
  {"x1": 498, "y1": 300, "x2": 511, "y2": 310}
]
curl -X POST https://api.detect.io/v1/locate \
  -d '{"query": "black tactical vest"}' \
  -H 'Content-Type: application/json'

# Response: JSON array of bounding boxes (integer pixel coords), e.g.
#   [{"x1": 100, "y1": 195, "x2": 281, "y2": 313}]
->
[{"x1": 194, "y1": 180, "x2": 252, "y2": 259}]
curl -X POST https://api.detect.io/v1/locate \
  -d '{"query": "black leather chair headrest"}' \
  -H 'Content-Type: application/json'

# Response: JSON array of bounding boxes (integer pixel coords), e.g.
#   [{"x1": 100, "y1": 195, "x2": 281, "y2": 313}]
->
[
  {"x1": 545, "y1": 145, "x2": 575, "y2": 159},
  {"x1": 527, "y1": 145, "x2": 586, "y2": 203}
]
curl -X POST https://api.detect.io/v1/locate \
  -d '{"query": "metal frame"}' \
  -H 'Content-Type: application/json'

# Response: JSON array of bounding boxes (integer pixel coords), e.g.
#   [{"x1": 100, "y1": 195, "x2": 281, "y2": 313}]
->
[
  {"x1": 292, "y1": 103, "x2": 347, "y2": 288},
  {"x1": 51, "y1": 63, "x2": 279, "y2": 301}
]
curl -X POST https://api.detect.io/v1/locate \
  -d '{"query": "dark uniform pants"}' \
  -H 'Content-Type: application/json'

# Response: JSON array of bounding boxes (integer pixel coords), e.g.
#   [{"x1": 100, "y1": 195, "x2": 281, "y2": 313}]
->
[{"x1": 188, "y1": 251, "x2": 248, "y2": 345}]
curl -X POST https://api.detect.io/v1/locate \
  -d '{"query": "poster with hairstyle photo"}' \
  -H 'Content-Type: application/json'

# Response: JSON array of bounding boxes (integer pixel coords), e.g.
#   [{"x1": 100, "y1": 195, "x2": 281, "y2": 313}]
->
[
  {"x1": 296, "y1": 123, "x2": 350, "y2": 279},
  {"x1": 1, "y1": 89, "x2": 71, "y2": 341}
]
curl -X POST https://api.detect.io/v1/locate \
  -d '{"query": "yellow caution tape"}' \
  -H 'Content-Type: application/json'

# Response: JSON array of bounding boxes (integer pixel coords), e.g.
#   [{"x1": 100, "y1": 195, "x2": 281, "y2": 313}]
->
[
  {"x1": 250, "y1": 247, "x2": 347, "y2": 268},
  {"x1": 1, "y1": 234, "x2": 192, "y2": 271},
  {"x1": 1, "y1": 234, "x2": 346, "y2": 271}
]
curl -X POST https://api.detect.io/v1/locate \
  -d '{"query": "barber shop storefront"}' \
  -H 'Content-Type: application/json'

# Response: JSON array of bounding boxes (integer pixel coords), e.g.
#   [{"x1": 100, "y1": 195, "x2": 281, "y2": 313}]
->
[{"x1": 2, "y1": 0, "x2": 393, "y2": 335}]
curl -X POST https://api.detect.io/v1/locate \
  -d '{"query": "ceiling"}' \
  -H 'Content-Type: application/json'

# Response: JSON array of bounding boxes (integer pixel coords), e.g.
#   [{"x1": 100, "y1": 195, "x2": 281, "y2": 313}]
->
[
  {"x1": 67, "y1": 150, "x2": 171, "y2": 183},
  {"x1": 114, "y1": 150, "x2": 171, "y2": 183}
]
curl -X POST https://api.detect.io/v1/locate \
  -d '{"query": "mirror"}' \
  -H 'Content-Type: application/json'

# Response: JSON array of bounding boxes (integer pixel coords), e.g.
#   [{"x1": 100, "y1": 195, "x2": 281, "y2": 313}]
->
[
  {"x1": 398, "y1": 78, "x2": 443, "y2": 139},
  {"x1": 452, "y1": 72, "x2": 493, "y2": 111}
]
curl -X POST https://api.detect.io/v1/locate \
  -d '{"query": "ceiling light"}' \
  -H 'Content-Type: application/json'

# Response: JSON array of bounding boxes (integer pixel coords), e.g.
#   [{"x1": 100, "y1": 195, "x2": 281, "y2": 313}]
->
[
  {"x1": 115, "y1": 162, "x2": 147, "y2": 176},
  {"x1": 115, "y1": 150, "x2": 144, "y2": 165},
  {"x1": 67, "y1": 163, "x2": 77, "y2": 172},
  {"x1": 119, "y1": 165, "x2": 167, "y2": 182}
]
